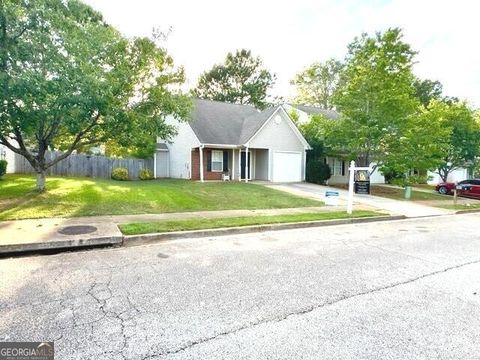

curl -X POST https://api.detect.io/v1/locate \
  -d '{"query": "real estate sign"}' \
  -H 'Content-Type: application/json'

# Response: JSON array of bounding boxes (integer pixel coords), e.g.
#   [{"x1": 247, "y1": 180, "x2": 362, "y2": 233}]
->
[{"x1": 354, "y1": 170, "x2": 370, "y2": 194}]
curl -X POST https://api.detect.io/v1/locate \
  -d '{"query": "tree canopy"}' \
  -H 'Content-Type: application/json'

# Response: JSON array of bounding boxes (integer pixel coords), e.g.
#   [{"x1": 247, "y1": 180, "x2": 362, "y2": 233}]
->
[
  {"x1": 192, "y1": 49, "x2": 275, "y2": 110},
  {"x1": 0, "y1": 0, "x2": 191, "y2": 191},
  {"x1": 291, "y1": 59, "x2": 343, "y2": 110},
  {"x1": 425, "y1": 100, "x2": 480, "y2": 181},
  {"x1": 331, "y1": 28, "x2": 420, "y2": 166},
  {"x1": 413, "y1": 78, "x2": 443, "y2": 108}
]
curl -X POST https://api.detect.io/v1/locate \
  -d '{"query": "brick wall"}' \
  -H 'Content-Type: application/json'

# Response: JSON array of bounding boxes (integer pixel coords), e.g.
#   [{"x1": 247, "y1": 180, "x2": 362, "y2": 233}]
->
[{"x1": 191, "y1": 148, "x2": 224, "y2": 181}]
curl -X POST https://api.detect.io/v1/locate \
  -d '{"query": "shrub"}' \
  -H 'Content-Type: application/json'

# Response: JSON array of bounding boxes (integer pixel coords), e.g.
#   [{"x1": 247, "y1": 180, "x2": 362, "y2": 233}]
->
[
  {"x1": 306, "y1": 159, "x2": 331, "y2": 184},
  {"x1": 381, "y1": 167, "x2": 403, "y2": 184},
  {"x1": 111, "y1": 167, "x2": 129, "y2": 181},
  {"x1": 391, "y1": 174, "x2": 432, "y2": 187},
  {"x1": 0, "y1": 160, "x2": 7, "y2": 179},
  {"x1": 139, "y1": 168, "x2": 154, "y2": 180}
]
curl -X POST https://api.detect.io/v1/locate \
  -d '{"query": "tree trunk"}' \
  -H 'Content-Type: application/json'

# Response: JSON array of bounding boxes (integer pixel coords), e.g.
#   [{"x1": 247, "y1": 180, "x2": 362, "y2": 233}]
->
[
  {"x1": 438, "y1": 167, "x2": 449, "y2": 182},
  {"x1": 36, "y1": 171, "x2": 46, "y2": 192}
]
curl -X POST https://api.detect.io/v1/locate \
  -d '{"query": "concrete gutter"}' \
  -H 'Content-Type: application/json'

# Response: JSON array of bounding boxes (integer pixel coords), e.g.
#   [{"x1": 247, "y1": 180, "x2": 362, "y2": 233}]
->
[
  {"x1": 123, "y1": 215, "x2": 406, "y2": 247},
  {"x1": 0, "y1": 235, "x2": 122, "y2": 254},
  {"x1": 0, "y1": 220, "x2": 123, "y2": 255}
]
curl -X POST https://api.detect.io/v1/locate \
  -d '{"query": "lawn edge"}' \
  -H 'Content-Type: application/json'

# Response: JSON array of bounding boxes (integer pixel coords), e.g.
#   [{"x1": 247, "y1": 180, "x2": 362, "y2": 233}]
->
[
  {"x1": 123, "y1": 215, "x2": 406, "y2": 247},
  {"x1": 455, "y1": 208, "x2": 480, "y2": 214}
]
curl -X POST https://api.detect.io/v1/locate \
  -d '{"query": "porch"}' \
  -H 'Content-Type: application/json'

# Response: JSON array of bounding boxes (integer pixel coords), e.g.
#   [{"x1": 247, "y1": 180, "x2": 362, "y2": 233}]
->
[{"x1": 191, "y1": 146, "x2": 269, "y2": 182}]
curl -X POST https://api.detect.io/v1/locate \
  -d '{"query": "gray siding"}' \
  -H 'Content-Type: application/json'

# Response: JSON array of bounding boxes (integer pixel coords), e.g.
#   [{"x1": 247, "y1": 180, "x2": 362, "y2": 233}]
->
[
  {"x1": 155, "y1": 151, "x2": 169, "y2": 178},
  {"x1": 160, "y1": 116, "x2": 200, "y2": 179},
  {"x1": 248, "y1": 109, "x2": 307, "y2": 181},
  {"x1": 254, "y1": 149, "x2": 269, "y2": 180}
]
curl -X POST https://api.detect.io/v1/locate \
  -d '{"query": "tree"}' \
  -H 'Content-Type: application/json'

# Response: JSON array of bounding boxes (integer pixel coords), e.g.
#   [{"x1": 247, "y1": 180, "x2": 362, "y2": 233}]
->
[
  {"x1": 291, "y1": 59, "x2": 343, "y2": 110},
  {"x1": 193, "y1": 49, "x2": 275, "y2": 110},
  {"x1": 299, "y1": 114, "x2": 328, "y2": 160},
  {"x1": 425, "y1": 100, "x2": 480, "y2": 182},
  {"x1": 330, "y1": 28, "x2": 420, "y2": 170},
  {"x1": 0, "y1": 0, "x2": 191, "y2": 191},
  {"x1": 413, "y1": 78, "x2": 443, "y2": 107}
]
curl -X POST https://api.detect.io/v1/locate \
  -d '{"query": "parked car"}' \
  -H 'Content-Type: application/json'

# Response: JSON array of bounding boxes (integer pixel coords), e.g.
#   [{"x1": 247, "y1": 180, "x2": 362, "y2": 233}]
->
[{"x1": 436, "y1": 179, "x2": 480, "y2": 198}]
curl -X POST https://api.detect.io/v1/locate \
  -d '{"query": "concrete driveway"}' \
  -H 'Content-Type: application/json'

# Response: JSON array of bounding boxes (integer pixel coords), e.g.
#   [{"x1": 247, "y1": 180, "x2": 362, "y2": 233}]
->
[
  {"x1": 269, "y1": 182, "x2": 454, "y2": 217},
  {"x1": 1, "y1": 213, "x2": 479, "y2": 359}
]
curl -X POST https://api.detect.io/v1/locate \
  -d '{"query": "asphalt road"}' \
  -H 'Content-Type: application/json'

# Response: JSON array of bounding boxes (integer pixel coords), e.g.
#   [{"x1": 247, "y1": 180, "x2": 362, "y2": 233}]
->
[{"x1": 1, "y1": 213, "x2": 480, "y2": 359}]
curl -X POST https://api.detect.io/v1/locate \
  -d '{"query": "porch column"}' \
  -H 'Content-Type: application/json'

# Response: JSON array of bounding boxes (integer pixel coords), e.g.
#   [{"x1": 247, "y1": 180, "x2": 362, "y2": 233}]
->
[
  {"x1": 199, "y1": 145, "x2": 204, "y2": 182},
  {"x1": 245, "y1": 145, "x2": 249, "y2": 183},
  {"x1": 232, "y1": 149, "x2": 235, "y2": 180},
  {"x1": 238, "y1": 148, "x2": 241, "y2": 181}
]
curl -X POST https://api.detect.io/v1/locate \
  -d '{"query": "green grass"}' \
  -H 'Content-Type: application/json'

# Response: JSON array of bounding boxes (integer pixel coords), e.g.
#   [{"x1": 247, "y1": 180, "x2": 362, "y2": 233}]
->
[
  {"x1": 370, "y1": 185, "x2": 446, "y2": 201},
  {"x1": 438, "y1": 203, "x2": 480, "y2": 211},
  {"x1": 119, "y1": 210, "x2": 383, "y2": 235},
  {"x1": 0, "y1": 174, "x2": 323, "y2": 220}
]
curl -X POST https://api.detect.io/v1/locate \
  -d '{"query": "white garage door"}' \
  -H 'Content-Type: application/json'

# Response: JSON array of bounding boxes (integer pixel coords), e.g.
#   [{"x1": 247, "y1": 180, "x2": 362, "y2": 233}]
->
[{"x1": 272, "y1": 152, "x2": 302, "y2": 182}]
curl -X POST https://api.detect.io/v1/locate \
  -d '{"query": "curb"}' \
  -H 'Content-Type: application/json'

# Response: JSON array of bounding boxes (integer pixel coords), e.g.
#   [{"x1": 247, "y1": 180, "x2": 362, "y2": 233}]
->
[
  {"x1": 455, "y1": 208, "x2": 480, "y2": 214},
  {"x1": 123, "y1": 215, "x2": 406, "y2": 247},
  {"x1": 0, "y1": 235, "x2": 122, "y2": 255}
]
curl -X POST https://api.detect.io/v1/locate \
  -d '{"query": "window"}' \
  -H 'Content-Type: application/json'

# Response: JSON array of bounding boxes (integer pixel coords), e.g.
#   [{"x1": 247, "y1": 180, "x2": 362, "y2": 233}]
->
[
  {"x1": 330, "y1": 158, "x2": 343, "y2": 176},
  {"x1": 211, "y1": 150, "x2": 223, "y2": 172}
]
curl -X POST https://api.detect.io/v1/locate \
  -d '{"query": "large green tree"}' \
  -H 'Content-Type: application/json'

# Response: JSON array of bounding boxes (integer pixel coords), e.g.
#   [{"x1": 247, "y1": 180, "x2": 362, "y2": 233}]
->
[
  {"x1": 291, "y1": 59, "x2": 343, "y2": 110},
  {"x1": 193, "y1": 49, "x2": 275, "y2": 110},
  {"x1": 413, "y1": 78, "x2": 443, "y2": 108},
  {"x1": 329, "y1": 28, "x2": 421, "y2": 171},
  {"x1": 0, "y1": 0, "x2": 190, "y2": 191},
  {"x1": 425, "y1": 100, "x2": 480, "y2": 182}
]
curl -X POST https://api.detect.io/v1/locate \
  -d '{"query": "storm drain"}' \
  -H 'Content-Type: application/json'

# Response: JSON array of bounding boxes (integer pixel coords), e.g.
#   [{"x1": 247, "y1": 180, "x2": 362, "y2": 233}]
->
[{"x1": 58, "y1": 225, "x2": 98, "y2": 236}]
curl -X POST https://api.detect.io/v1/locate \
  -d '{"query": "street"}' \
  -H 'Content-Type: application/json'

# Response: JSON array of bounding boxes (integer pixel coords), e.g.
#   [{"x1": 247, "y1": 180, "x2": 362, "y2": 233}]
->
[{"x1": 1, "y1": 213, "x2": 480, "y2": 359}]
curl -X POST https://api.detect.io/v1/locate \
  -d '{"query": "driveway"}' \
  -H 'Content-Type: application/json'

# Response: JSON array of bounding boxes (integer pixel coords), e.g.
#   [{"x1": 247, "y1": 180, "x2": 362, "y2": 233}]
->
[
  {"x1": 1, "y1": 213, "x2": 479, "y2": 359},
  {"x1": 270, "y1": 182, "x2": 454, "y2": 217}
]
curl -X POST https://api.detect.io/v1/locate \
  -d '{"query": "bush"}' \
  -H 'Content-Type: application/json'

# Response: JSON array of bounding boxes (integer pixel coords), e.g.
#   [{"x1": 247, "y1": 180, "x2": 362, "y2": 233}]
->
[
  {"x1": 381, "y1": 167, "x2": 403, "y2": 184},
  {"x1": 0, "y1": 160, "x2": 7, "y2": 179},
  {"x1": 111, "y1": 167, "x2": 129, "y2": 181},
  {"x1": 306, "y1": 159, "x2": 331, "y2": 184},
  {"x1": 139, "y1": 168, "x2": 154, "y2": 180},
  {"x1": 391, "y1": 174, "x2": 432, "y2": 187}
]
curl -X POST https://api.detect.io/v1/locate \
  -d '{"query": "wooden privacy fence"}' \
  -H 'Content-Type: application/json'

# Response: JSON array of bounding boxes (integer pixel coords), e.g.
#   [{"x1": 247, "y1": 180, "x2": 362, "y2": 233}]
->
[{"x1": 13, "y1": 151, "x2": 154, "y2": 180}]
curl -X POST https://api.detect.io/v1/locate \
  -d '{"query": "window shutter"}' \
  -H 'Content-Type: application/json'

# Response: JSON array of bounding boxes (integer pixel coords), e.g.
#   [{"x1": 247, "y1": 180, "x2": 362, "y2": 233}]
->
[
  {"x1": 223, "y1": 151, "x2": 229, "y2": 172},
  {"x1": 341, "y1": 161, "x2": 346, "y2": 176},
  {"x1": 206, "y1": 151, "x2": 211, "y2": 172}
]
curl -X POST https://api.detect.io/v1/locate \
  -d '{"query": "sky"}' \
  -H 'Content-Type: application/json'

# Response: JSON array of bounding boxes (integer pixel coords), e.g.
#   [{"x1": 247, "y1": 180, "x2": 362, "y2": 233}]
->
[{"x1": 82, "y1": 0, "x2": 479, "y2": 107}]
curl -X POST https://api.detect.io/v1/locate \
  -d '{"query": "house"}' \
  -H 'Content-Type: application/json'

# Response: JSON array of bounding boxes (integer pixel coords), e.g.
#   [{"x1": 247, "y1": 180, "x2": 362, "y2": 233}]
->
[
  {"x1": 155, "y1": 99, "x2": 311, "y2": 182},
  {"x1": 284, "y1": 104, "x2": 386, "y2": 185},
  {"x1": 0, "y1": 144, "x2": 16, "y2": 173}
]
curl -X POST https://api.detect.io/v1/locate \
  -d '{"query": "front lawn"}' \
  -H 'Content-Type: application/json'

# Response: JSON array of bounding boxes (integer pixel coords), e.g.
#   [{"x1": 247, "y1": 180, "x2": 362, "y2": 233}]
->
[
  {"x1": 0, "y1": 175, "x2": 323, "y2": 220},
  {"x1": 119, "y1": 210, "x2": 383, "y2": 235},
  {"x1": 370, "y1": 185, "x2": 446, "y2": 201}
]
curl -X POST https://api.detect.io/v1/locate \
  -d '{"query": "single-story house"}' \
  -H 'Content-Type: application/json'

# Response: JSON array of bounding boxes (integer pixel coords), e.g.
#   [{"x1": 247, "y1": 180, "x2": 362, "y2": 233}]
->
[{"x1": 155, "y1": 99, "x2": 311, "y2": 182}]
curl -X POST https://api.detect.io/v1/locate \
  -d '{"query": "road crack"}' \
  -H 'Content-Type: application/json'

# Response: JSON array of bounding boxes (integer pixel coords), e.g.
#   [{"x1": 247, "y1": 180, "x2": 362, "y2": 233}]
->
[{"x1": 148, "y1": 258, "x2": 480, "y2": 358}]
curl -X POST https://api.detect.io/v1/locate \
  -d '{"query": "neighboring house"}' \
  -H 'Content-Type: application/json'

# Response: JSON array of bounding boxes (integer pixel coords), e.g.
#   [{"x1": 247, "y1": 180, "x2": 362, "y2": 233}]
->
[
  {"x1": 0, "y1": 144, "x2": 16, "y2": 173},
  {"x1": 155, "y1": 99, "x2": 311, "y2": 182},
  {"x1": 427, "y1": 168, "x2": 471, "y2": 185},
  {"x1": 287, "y1": 102, "x2": 473, "y2": 185},
  {"x1": 284, "y1": 104, "x2": 386, "y2": 185}
]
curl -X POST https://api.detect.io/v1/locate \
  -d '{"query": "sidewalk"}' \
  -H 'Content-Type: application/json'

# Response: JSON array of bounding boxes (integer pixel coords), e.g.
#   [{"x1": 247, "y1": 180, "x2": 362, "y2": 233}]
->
[
  {"x1": 0, "y1": 206, "x2": 362, "y2": 254},
  {"x1": 269, "y1": 183, "x2": 455, "y2": 218}
]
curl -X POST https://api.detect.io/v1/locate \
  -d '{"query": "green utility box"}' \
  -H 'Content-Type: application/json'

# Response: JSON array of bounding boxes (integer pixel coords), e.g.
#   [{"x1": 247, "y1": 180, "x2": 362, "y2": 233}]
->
[{"x1": 404, "y1": 186, "x2": 412, "y2": 199}]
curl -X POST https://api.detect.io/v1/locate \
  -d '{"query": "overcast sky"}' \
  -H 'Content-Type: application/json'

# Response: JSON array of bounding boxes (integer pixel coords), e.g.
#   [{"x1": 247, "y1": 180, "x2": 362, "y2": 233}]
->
[{"x1": 83, "y1": 0, "x2": 479, "y2": 107}]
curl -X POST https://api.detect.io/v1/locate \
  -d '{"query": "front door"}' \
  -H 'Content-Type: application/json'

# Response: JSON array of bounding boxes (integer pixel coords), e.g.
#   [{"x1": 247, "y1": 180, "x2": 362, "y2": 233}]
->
[{"x1": 240, "y1": 151, "x2": 251, "y2": 180}]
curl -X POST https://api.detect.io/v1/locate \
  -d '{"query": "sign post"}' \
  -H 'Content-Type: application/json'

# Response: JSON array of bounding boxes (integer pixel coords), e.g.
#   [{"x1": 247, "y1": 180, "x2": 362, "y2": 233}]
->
[
  {"x1": 347, "y1": 161, "x2": 355, "y2": 214},
  {"x1": 347, "y1": 161, "x2": 371, "y2": 215}
]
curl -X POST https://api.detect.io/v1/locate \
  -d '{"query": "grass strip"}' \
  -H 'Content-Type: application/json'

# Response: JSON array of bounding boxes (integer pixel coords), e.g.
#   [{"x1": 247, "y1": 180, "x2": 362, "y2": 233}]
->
[{"x1": 119, "y1": 210, "x2": 384, "y2": 235}]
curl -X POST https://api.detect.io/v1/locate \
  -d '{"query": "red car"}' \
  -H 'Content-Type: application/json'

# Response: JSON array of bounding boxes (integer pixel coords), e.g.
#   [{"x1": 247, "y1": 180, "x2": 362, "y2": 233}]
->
[{"x1": 436, "y1": 179, "x2": 480, "y2": 198}]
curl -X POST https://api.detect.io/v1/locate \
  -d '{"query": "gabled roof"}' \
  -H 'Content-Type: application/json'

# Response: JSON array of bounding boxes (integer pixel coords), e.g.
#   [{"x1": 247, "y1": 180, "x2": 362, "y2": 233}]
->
[
  {"x1": 288, "y1": 104, "x2": 340, "y2": 120},
  {"x1": 189, "y1": 99, "x2": 279, "y2": 146}
]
